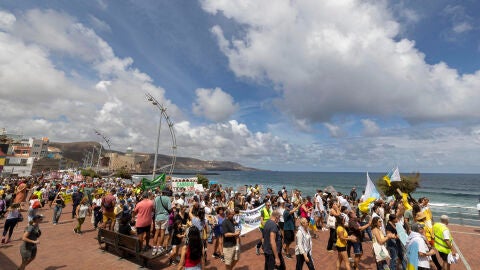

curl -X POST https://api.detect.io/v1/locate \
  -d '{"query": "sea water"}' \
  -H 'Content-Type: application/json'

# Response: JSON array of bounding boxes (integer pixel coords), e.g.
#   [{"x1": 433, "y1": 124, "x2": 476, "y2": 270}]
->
[{"x1": 197, "y1": 171, "x2": 480, "y2": 226}]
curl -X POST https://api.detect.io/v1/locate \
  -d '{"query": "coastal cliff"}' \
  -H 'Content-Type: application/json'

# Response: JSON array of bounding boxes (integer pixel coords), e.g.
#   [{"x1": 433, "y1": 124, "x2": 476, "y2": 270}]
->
[{"x1": 50, "y1": 141, "x2": 257, "y2": 172}]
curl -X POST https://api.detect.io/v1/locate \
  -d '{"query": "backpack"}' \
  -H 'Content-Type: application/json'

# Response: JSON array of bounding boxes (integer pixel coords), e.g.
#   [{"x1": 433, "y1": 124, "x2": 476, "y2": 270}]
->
[
  {"x1": 48, "y1": 190, "x2": 57, "y2": 201},
  {"x1": 102, "y1": 197, "x2": 114, "y2": 210}
]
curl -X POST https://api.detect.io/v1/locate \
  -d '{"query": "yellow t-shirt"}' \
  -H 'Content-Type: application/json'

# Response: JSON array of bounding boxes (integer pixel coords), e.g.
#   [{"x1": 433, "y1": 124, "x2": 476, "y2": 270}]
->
[{"x1": 336, "y1": 226, "x2": 348, "y2": 248}]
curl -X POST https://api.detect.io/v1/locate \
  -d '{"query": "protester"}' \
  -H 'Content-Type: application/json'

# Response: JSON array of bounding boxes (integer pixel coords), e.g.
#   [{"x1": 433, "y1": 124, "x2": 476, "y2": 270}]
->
[
  {"x1": 52, "y1": 192, "x2": 65, "y2": 225},
  {"x1": 101, "y1": 188, "x2": 116, "y2": 230},
  {"x1": 212, "y1": 206, "x2": 225, "y2": 260},
  {"x1": 347, "y1": 210, "x2": 371, "y2": 269},
  {"x1": 166, "y1": 219, "x2": 184, "y2": 265},
  {"x1": 283, "y1": 203, "x2": 299, "y2": 258},
  {"x1": 19, "y1": 214, "x2": 43, "y2": 270},
  {"x1": 406, "y1": 223, "x2": 436, "y2": 270},
  {"x1": 133, "y1": 192, "x2": 154, "y2": 252},
  {"x1": 295, "y1": 217, "x2": 315, "y2": 270},
  {"x1": 385, "y1": 214, "x2": 404, "y2": 270},
  {"x1": 336, "y1": 215, "x2": 355, "y2": 270},
  {"x1": 257, "y1": 200, "x2": 272, "y2": 255},
  {"x1": 153, "y1": 189, "x2": 172, "y2": 256},
  {"x1": 327, "y1": 200, "x2": 340, "y2": 252},
  {"x1": 1, "y1": 203, "x2": 21, "y2": 244},
  {"x1": 263, "y1": 210, "x2": 285, "y2": 270},
  {"x1": 433, "y1": 215, "x2": 456, "y2": 270},
  {"x1": 178, "y1": 226, "x2": 204, "y2": 270},
  {"x1": 73, "y1": 197, "x2": 90, "y2": 234},
  {"x1": 371, "y1": 216, "x2": 396, "y2": 270},
  {"x1": 222, "y1": 208, "x2": 240, "y2": 270}
]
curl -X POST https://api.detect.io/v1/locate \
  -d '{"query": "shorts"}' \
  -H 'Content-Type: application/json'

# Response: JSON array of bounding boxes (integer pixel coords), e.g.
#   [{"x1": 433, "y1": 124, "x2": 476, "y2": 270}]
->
[
  {"x1": 351, "y1": 241, "x2": 363, "y2": 255},
  {"x1": 136, "y1": 225, "x2": 151, "y2": 235},
  {"x1": 102, "y1": 211, "x2": 115, "y2": 223},
  {"x1": 20, "y1": 244, "x2": 37, "y2": 261},
  {"x1": 284, "y1": 230, "x2": 294, "y2": 244},
  {"x1": 439, "y1": 251, "x2": 449, "y2": 262},
  {"x1": 155, "y1": 219, "x2": 168, "y2": 230},
  {"x1": 278, "y1": 222, "x2": 284, "y2": 230},
  {"x1": 336, "y1": 246, "x2": 346, "y2": 252},
  {"x1": 223, "y1": 246, "x2": 240, "y2": 265}
]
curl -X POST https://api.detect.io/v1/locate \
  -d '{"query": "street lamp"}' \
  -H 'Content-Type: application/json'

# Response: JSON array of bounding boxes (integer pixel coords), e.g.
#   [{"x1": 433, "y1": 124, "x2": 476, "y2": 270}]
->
[
  {"x1": 145, "y1": 93, "x2": 177, "y2": 180},
  {"x1": 94, "y1": 129, "x2": 112, "y2": 172}
]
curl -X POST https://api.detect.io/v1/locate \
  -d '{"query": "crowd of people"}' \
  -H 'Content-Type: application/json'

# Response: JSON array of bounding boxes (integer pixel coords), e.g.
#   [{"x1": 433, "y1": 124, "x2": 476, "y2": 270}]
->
[{"x1": 0, "y1": 175, "x2": 459, "y2": 270}]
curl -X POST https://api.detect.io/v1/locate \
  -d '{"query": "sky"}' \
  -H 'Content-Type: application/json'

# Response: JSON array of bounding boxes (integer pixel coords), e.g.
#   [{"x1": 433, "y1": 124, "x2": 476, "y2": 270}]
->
[{"x1": 1, "y1": 0, "x2": 480, "y2": 173}]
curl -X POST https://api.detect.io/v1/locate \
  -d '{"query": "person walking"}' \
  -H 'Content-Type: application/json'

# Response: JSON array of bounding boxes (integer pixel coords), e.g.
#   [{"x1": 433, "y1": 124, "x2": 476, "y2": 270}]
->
[
  {"x1": 101, "y1": 188, "x2": 116, "y2": 230},
  {"x1": 19, "y1": 214, "x2": 43, "y2": 270},
  {"x1": 327, "y1": 200, "x2": 341, "y2": 252},
  {"x1": 52, "y1": 192, "x2": 65, "y2": 225},
  {"x1": 433, "y1": 215, "x2": 456, "y2": 270},
  {"x1": 73, "y1": 197, "x2": 90, "y2": 234},
  {"x1": 222, "y1": 208, "x2": 240, "y2": 270},
  {"x1": 263, "y1": 210, "x2": 285, "y2": 270},
  {"x1": 71, "y1": 187, "x2": 83, "y2": 219},
  {"x1": 295, "y1": 217, "x2": 315, "y2": 270},
  {"x1": 1, "y1": 203, "x2": 21, "y2": 244}
]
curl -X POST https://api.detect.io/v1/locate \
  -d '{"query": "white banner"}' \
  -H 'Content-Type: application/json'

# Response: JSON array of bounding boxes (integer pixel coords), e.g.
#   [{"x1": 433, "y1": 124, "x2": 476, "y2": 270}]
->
[{"x1": 238, "y1": 203, "x2": 265, "y2": 236}]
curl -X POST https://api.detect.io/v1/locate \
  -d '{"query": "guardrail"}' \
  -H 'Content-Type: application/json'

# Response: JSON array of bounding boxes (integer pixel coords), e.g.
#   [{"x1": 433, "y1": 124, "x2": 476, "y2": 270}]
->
[{"x1": 430, "y1": 205, "x2": 479, "y2": 227}]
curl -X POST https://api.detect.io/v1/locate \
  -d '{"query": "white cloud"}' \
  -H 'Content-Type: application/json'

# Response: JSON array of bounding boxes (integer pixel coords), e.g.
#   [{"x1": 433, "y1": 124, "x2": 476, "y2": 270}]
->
[
  {"x1": 0, "y1": 8, "x2": 182, "y2": 152},
  {"x1": 87, "y1": 14, "x2": 111, "y2": 33},
  {"x1": 201, "y1": 0, "x2": 480, "y2": 124},
  {"x1": 452, "y1": 22, "x2": 472, "y2": 33},
  {"x1": 324, "y1": 123, "x2": 344, "y2": 138},
  {"x1": 193, "y1": 87, "x2": 239, "y2": 122},
  {"x1": 361, "y1": 119, "x2": 380, "y2": 136},
  {"x1": 0, "y1": 10, "x2": 16, "y2": 30}
]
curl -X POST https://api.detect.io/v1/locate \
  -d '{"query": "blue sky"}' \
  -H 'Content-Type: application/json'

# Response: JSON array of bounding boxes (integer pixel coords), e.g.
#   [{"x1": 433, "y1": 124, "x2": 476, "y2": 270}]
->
[{"x1": 1, "y1": 0, "x2": 480, "y2": 173}]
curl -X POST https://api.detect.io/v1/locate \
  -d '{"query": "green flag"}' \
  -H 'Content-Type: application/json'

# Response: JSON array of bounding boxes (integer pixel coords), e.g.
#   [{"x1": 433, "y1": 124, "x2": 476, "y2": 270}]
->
[{"x1": 141, "y1": 173, "x2": 166, "y2": 191}]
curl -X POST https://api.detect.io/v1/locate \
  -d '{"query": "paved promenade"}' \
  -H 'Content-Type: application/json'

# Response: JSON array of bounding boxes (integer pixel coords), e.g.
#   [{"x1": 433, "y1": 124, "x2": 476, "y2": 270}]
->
[{"x1": 1, "y1": 205, "x2": 478, "y2": 270}]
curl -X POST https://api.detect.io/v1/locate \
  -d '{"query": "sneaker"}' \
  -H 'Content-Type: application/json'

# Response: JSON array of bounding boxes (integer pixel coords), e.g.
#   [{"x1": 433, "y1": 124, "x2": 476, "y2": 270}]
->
[
  {"x1": 158, "y1": 247, "x2": 165, "y2": 255},
  {"x1": 212, "y1": 252, "x2": 220, "y2": 258},
  {"x1": 73, "y1": 228, "x2": 77, "y2": 234},
  {"x1": 349, "y1": 257, "x2": 354, "y2": 263},
  {"x1": 152, "y1": 247, "x2": 157, "y2": 256},
  {"x1": 256, "y1": 247, "x2": 261, "y2": 255},
  {"x1": 285, "y1": 254, "x2": 293, "y2": 259},
  {"x1": 220, "y1": 255, "x2": 225, "y2": 262}
]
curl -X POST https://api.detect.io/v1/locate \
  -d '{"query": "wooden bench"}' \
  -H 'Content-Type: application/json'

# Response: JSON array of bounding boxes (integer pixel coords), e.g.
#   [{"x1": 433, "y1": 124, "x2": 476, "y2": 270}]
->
[{"x1": 97, "y1": 228, "x2": 165, "y2": 267}]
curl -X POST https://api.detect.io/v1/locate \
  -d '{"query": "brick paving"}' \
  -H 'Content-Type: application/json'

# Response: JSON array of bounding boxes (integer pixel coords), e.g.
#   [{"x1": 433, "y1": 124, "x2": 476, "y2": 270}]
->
[{"x1": 1, "y1": 204, "x2": 478, "y2": 270}]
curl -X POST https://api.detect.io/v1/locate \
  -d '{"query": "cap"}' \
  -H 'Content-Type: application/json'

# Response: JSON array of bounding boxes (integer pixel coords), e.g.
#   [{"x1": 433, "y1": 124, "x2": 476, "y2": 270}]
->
[
  {"x1": 127, "y1": 198, "x2": 132, "y2": 202},
  {"x1": 411, "y1": 222, "x2": 424, "y2": 232},
  {"x1": 120, "y1": 199, "x2": 126, "y2": 204},
  {"x1": 415, "y1": 212, "x2": 427, "y2": 221}
]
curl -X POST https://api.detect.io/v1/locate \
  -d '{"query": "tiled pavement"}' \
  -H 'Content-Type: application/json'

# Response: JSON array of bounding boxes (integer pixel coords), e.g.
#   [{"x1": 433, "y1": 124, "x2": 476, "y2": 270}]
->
[{"x1": 1, "y1": 205, "x2": 478, "y2": 270}]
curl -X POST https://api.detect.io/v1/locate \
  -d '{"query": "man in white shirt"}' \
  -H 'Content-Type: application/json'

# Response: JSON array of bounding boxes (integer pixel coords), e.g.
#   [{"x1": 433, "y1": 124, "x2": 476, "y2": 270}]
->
[{"x1": 314, "y1": 190, "x2": 327, "y2": 231}]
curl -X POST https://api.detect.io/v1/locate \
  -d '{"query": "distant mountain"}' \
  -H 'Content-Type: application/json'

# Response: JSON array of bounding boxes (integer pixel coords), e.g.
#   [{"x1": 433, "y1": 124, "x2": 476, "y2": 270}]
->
[{"x1": 50, "y1": 141, "x2": 258, "y2": 172}]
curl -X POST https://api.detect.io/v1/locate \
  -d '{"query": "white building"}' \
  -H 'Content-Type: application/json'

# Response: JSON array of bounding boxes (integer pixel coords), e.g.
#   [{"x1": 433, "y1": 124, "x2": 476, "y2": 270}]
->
[
  {"x1": 2, "y1": 156, "x2": 35, "y2": 177},
  {"x1": 29, "y1": 137, "x2": 49, "y2": 159}
]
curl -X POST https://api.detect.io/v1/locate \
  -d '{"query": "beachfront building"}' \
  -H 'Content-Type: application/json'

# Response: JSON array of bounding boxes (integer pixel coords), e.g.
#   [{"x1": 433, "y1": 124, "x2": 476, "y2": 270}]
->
[
  {"x1": 29, "y1": 137, "x2": 49, "y2": 158},
  {"x1": 106, "y1": 147, "x2": 151, "y2": 173}
]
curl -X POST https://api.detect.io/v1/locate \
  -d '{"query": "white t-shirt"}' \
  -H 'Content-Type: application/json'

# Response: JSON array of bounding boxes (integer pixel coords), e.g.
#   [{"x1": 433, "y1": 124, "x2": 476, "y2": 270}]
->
[{"x1": 414, "y1": 235, "x2": 431, "y2": 268}]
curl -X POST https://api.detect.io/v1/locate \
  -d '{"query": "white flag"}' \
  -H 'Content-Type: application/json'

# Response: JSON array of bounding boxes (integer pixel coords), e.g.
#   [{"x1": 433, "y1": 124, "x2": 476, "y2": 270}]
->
[
  {"x1": 390, "y1": 166, "x2": 401, "y2": 182},
  {"x1": 365, "y1": 172, "x2": 380, "y2": 199}
]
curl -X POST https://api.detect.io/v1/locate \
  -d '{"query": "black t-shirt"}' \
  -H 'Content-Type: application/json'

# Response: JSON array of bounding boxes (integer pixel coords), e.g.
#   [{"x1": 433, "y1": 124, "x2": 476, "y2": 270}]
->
[
  {"x1": 222, "y1": 218, "x2": 236, "y2": 248},
  {"x1": 262, "y1": 220, "x2": 282, "y2": 255},
  {"x1": 386, "y1": 222, "x2": 398, "y2": 245},
  {"x1": 118, "y1": 223, "x2": 132, "y2": 235},
  {"x1": 348, "y1": 217, "x2": 362, "y2": 240}
]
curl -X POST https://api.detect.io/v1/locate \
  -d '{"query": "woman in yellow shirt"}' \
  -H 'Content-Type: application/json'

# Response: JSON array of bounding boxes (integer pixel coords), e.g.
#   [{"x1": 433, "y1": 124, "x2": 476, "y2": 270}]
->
[{"x1": 336, "y1": 215, "x2": 356, "y2": 270}]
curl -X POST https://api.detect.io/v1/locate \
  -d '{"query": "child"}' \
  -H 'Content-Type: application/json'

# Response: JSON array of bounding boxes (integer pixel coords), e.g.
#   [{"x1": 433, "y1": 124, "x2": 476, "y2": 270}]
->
[
  {"x1": 233, "y1": 207, "x2": 242, "y2": 249},
  {"x1": 168, "y1": 220, "x2": 185, "y2": 265}
]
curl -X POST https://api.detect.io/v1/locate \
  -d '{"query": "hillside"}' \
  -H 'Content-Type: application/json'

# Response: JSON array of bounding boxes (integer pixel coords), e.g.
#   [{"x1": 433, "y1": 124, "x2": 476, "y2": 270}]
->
[{"x1": 50, "y1": 141, "x2": 257, "y2": 172}]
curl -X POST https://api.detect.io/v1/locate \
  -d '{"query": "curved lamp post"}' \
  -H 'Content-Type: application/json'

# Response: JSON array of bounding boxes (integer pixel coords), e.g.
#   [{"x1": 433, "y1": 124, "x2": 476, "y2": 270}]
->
[{"x1": 145, "y1": 93, "x2": 177, "y2": 180}]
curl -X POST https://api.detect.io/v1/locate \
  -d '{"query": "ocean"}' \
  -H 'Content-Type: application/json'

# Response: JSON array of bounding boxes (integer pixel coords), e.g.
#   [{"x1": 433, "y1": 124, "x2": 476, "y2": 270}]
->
[{"x1": 178, "y1": 171, "x2": 480, "y2": 226}]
